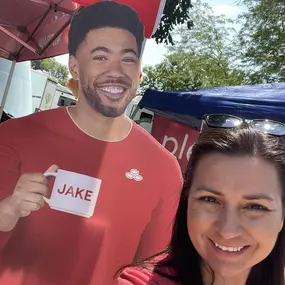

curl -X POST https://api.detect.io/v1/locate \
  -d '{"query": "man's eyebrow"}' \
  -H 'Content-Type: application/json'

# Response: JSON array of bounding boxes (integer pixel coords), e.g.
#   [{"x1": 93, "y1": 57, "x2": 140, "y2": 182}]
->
[
  {"x1": 90, "y1": 46, "x2": 111, "y2": 54},
  {"x1": 121, "y1": 48, "x2": 138, "y2": 57},
  {"x1": 90, "y1": 47, "x2": 138, "y2": 57}
]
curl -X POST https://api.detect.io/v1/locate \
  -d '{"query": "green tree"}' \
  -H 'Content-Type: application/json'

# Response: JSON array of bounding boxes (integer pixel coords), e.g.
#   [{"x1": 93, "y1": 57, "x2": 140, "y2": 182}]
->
[
  {"x1": 140, "y1": 1, "x2": 247, "y2": 94},
  {"x1": 167, "y1": 0, "x2": 237, "y2": 64},
  {"x1": 139, "y1": 52, "x2": 245, "y2": 94},
  {"x1": 238, "y1": 0, "x2": 285, "y2": 82},
  {"x1": 153, "y1": 0, "x2": 193, "y2": 45},
  {"x1": 31, "y1": 58, "x2": 69, "y2": 86}
]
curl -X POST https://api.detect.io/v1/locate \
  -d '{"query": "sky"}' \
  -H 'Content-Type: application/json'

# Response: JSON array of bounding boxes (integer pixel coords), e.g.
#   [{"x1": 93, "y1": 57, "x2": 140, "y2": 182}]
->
[{"x1": 55, "y1": 0, "x2": 246, "y2": 69}]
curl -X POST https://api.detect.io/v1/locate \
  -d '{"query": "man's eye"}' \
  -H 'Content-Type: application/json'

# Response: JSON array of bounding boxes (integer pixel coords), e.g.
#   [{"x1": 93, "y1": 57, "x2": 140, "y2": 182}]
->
[
  {"x1": 93, "y1": 56, "x2": 106, "y2": 61},
  {"x1": 246, "y1": 204, "x2": 269, "y2": 211},
  {"x1": 123, "y1": 57, "x2": 136, "y2": 63},
  {"x1": 199, "y1": 196, "x2": 219, "y2": 204}
]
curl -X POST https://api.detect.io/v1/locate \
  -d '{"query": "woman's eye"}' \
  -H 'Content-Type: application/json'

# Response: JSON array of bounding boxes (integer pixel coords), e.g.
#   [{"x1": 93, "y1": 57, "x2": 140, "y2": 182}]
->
[
  {"x1": 199, "y1": 196, "x2": 219, "y2": 204},
  {"x1": 246, "y1": 204, "x2": 269, "y2": 211}
]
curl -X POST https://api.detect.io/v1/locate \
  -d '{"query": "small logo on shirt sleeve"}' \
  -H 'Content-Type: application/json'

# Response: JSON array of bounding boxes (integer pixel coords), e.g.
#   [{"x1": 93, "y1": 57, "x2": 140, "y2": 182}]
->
[{"x1": 125, "y1": 169, "x2": 143, "y2": 181}]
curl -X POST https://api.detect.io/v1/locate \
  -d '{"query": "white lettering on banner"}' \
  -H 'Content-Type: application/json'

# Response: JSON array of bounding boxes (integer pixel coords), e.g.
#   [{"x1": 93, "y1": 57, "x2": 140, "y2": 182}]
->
[
  {"x1": 179, "y1": 134, "x2": 188, "y2": 159},
  {"x1": 187, "y1": 145, "x2": 193, "y2": 161},
  {"x1": 52, "y1": 34, "x2": 62, "y2": 46},
  {"x1": 162, "y1": 134, "x2": 193, "y2": 161},
  {"x1": 38, "y1": 33, "x2": 62, "y2": 48},
  {"x1": 162, "y1": 136, "x2": 178, "y2": 155}
]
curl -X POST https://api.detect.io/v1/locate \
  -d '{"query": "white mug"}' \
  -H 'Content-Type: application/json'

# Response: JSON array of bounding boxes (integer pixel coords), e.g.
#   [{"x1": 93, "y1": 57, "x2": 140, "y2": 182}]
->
[{"x1": 43, "y1": 169, "x2": 102, "y2": 218}]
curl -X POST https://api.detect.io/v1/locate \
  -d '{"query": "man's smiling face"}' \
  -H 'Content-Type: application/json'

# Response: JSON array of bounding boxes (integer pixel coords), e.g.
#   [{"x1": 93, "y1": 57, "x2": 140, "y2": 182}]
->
[{"x1": 70, "y1": 27, "x2": 141, "y2": 118}]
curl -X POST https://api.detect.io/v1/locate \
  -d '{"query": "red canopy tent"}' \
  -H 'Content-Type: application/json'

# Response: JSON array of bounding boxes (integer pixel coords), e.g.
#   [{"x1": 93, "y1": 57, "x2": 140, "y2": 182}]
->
[{"x1": 0, "y1": 0, "x2": 166, "y2": 119}]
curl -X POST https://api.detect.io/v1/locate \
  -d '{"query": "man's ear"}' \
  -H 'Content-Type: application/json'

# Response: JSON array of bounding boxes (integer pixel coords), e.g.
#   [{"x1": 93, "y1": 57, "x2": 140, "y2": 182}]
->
[
  {"x1": 69, "y1": 55, "x2": 79, "y2": 81},
  {"x1": 138, "y1": 60, "x2": 143, "y2": 82},
  {"x1": 139, "y1": 71, "x2": 143, "y2": 82}
]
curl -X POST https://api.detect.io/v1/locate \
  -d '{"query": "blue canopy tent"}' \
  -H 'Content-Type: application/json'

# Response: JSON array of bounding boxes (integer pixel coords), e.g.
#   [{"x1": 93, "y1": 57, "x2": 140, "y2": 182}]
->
[{"x1": 138, "y1": 83, "x2": 285, "y2": 129}]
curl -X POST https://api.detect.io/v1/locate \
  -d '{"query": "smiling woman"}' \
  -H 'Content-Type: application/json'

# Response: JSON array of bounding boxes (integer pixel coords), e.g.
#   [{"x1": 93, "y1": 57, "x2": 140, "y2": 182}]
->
[{"x1": 117, "y1": 114, "x2": 285, "y2": 285}]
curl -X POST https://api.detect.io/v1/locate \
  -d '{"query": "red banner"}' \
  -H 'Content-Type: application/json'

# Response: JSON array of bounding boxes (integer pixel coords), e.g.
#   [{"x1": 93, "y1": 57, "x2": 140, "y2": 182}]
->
[
  {"x1": 151, "y1": 115, "x2": 200, "y2": 170},
  {"x1": 72, "y1": 0, "x2": 166, "y2": 38}
]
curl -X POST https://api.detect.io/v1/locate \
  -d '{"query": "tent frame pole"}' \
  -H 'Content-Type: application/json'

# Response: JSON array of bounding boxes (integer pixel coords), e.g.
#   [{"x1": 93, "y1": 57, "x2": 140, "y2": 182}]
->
[
  {"x1": 0, "y1": 60, "x2": 16, "y2": 120},
  {"x1": 0, "y1": 25, "x2": 37, "y2": 54}
]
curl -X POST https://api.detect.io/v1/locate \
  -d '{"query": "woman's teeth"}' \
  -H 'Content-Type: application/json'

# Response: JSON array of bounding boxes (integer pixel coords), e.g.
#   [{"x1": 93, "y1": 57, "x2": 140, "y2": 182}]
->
[
  {"x1": 100, "y1": 87, "x2": 124, "y2": 94},
  {"x1": 214, "y1": 242, "x2": 244, "y2": 252}
]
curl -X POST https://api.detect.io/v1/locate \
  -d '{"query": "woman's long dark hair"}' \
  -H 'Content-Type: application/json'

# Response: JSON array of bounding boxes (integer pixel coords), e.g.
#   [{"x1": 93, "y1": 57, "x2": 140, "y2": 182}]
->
[{"x1": 119, "y1": 128, "x2": 285, "y2": 285}]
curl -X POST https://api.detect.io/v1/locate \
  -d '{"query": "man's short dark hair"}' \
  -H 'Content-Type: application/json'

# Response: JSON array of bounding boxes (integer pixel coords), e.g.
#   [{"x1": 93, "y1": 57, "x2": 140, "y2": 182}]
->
[{"x1": 68, "y1": 1, "x2": 145, "y2": 57}]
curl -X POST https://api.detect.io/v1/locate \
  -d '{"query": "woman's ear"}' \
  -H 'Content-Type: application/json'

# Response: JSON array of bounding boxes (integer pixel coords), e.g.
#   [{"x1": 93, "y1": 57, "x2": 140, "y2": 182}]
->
[
  {"x1": 280, "y1": 218, "x2": 284, "y2": 232},
  {"x1": 278, "y1": 209, "x2": 284, "y2": 232}
]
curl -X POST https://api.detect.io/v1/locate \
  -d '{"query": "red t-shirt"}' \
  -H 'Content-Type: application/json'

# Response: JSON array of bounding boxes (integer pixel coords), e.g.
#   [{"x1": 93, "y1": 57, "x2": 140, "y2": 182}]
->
[
  {"x1": 118, "y1": 263, "x2": 285, "y2": 285},
  {"x1": 118, "y1": 260, "x2": 179, "y2": 285},
  {"x1": 0, "y1": 108, "x2": 182, "y2": 285}
]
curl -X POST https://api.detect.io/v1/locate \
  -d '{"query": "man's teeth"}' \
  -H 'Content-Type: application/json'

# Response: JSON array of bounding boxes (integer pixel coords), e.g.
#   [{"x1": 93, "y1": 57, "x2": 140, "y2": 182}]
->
[
  {"x1": 100, "y1": 87, "x2": 124, "y2": 94},
  {"x1": 214, "y1": 242, "x2": 244, "y2": 252}
]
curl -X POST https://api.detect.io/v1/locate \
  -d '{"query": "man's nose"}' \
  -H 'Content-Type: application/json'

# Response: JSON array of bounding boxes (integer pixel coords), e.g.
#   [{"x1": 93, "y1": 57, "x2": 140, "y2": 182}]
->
[
  {"x1": 215, "y1": 207, "x2": 243, "y2": 239},
  {"x1": 105, "y1": 60, "x2": 125, "y2": 78}
]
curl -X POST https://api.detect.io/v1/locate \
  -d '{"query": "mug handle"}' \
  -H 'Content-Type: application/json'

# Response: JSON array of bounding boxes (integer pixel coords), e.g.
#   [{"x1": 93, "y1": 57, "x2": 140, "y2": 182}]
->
[{"x1": 43, "y1": 172, "x2": 58, "y2": 205}]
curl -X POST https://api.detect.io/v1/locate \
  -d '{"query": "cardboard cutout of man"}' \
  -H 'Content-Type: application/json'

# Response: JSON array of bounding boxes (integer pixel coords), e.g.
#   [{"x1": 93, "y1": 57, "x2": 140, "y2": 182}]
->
[{"x1": 0, "y1": 2, "x2": 182, "y2": 285}]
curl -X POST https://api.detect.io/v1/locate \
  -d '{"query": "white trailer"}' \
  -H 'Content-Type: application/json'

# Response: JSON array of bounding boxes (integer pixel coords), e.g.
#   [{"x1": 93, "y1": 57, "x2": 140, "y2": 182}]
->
[
  {"x1": 126, "y1": 95, "x2": 154, "y2": 133},
  {"x1": 31, "y1": 69, "x2": 76, "y2": 112}
]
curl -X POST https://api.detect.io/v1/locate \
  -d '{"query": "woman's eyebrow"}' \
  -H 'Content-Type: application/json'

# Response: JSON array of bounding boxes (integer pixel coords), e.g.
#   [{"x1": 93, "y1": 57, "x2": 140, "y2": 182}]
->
[{"x1": 195, "y1": 186, "x2": 275, "y2": 202}]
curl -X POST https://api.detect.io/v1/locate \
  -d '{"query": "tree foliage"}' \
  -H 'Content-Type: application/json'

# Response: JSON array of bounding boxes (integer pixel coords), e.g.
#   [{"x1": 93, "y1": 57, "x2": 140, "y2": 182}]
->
[
  {"x1": 31, "y1": 58, "x2": 69, "y2": 86},
  {"x1": 140, "y1": 0, "x2": 246, "y2": 94},
  {"x1": 153, "y1": 0, "x2": 193, "y2": 45},
  {"x1": 140, "y1": 52, "x2": 245, "y2": 94},
  {"x1": 168, "y1": 0, "x2": 237, "y2": 65},
  {"x1": 238, "y1": 0, "x2": 285, "y2": 82},
  {"x1": 167, "y1": 0, "x2": 237, "y2": 62}
]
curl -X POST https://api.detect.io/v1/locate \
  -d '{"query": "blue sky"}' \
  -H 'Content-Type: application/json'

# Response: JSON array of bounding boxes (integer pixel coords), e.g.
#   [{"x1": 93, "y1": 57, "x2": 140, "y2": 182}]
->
[{"x1": 55, "y1": 0, "x2": 246, "y2": 68}]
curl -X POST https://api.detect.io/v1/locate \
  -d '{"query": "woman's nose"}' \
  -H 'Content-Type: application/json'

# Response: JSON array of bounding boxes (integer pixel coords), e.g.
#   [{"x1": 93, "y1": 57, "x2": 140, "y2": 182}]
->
[{"x1": 216, "y1": 208, "x2": 243, "y2": 239}]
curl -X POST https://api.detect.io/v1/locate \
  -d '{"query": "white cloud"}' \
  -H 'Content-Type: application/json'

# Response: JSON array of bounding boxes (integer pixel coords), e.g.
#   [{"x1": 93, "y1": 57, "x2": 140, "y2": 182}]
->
[
  {"x1": 211, "y1": 4, "x2": 246, "y2": 17},
  {"x1": 55, "y1": 54, "x2": 68, "y2": 66},
  {"x1": 141, "y1": 39, "x2": 167, "y2": 67},
  {"x1": 212, "y1": 4, "x2": 238, "y2": 16}
]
